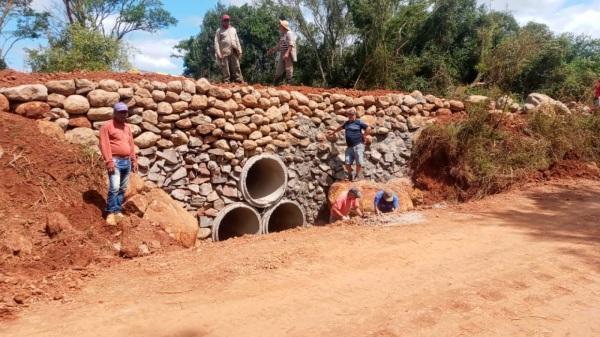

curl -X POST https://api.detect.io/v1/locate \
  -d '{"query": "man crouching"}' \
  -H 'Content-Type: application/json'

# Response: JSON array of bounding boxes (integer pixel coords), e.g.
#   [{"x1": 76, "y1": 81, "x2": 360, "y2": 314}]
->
[
  {"x1": 330, "y1": 187, "x2": 363, "y2": 222},
  {"x1": 99, "y1": 102, "x2": 138, "y2": 226}
]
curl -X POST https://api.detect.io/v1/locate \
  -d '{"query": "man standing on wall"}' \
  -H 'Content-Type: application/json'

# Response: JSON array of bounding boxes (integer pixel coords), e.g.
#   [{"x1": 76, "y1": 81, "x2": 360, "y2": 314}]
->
[
  {"x1": 100, "y1": 102, "x2": 138, "y2": 226},
  {"x1": 214, "y1": 14, "x2": 243, "y2": 83},
  {"x1": 328, "y1": 108, "x2": 371, "y2": 181},
  {"x1": 269, "y1": 20, "x2": 297, "y2": 84}
]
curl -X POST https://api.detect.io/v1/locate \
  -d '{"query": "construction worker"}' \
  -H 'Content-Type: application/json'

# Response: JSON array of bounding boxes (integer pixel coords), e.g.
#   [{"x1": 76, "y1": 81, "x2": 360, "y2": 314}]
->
[
  {"x1": 269, "y1": 20, "x2": 297, "y2": 84},
  {"x1": 330, "y1": 187, "x2": 363, "y2": 222},
  {"x1": 214, "y1": 14, "x2": 243, "y2": 83},
  {"x1": 99, "y1": 102, "x2": 138, "y2": 226},
  {"x1": 595, "y1": 79, "x2": 600, "y2": 107},
  {"x1": 374, "y1": 190, "x2": 399, "y2": 215},
  {"x1": 328, "y1": 108, "x2": 371, "y2": 181}
]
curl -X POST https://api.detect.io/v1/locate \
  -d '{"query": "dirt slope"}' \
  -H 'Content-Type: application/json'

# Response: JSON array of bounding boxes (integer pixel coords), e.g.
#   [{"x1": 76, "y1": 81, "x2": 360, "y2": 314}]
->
[
  {"x1": 2, "y1": 179, "x2": 599, "y2": 337},
  {"x1": 0, "y1": 112, "x2": 179, "y2": 319}
]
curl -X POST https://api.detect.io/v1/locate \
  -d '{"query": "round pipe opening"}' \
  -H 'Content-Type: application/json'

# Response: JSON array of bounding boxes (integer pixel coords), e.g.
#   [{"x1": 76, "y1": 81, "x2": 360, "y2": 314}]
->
[
  {"x1": 262, "y1": 200, "x2": 306, "y2": 234},
  {"x1": 212, "y1": 203, "x2": 261, "y2": 241},
  {"x1": 240, "y1": 155, "x2": 287, "y2": 208}
]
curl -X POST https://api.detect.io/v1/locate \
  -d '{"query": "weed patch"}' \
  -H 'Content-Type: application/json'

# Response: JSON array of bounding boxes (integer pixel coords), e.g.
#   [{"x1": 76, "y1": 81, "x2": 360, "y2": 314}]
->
[{"x1": 411, "y1": 106, "x2": 600, "y2": 201}]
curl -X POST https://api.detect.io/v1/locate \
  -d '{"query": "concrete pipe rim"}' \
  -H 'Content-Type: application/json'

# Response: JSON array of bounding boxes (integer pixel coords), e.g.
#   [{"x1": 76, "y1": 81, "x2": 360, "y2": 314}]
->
[
  {"x1": 212, "y1": 202, "x2": 262, "y2": 242},
  {"x1": 239, "y1": 154, "x2": 288, "y2": 209},
  {"x1": 261, "y1": 199, "x2": 306, "y2": 234}
]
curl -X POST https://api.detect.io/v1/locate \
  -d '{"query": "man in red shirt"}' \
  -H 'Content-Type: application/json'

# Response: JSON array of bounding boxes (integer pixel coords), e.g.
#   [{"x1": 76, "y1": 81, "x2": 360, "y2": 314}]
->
[
  {"x1": 330, "y1": 187, "x2": 363, "y2": 222},
  {"x1": 99, "y1": 102, "x2": 138, "y2": 226},
  {"x1": 595, "y1": 80, "x2": 600, "y2": 107}
]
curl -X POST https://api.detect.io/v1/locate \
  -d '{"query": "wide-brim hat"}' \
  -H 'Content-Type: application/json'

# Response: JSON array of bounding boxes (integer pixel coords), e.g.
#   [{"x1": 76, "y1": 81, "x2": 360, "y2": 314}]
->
[
  {"x1": 279, "y1": 20, "x2": 290, "y2": 30},
  {"x1": 383, "y1": 190, "x2": 394, "y2": 202}
]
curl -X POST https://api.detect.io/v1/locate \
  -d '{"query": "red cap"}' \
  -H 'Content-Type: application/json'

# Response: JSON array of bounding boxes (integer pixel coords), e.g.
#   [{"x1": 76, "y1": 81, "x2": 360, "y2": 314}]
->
[{"x1": 222, "y1": 14, "x2": 230, "y2": 21}]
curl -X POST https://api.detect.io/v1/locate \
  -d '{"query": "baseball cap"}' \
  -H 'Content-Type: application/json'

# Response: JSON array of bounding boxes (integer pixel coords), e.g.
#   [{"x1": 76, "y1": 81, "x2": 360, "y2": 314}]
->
[
  {"x1": 348, "y1": 187, "x2": 361, "y2": 198},
  {"x1": 113, "y1": 102, "x2": 128, "y2": 112},
  {"x1": 222, "y1": 14, "x2": 230, "y2": 21},
  {"x1": 383, "y1": 190, "x2": 394, "y2": 202}
]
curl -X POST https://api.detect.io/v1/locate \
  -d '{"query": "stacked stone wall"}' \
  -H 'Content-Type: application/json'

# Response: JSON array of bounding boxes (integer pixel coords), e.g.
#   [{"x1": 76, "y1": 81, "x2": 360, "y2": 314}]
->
[{"x1": 0, "y1": 78, "x2": 467, "y2": 224}]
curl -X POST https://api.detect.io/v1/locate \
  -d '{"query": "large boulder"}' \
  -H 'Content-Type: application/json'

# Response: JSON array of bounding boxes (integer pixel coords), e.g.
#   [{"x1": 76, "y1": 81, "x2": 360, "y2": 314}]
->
[
  {"x1": 36, "y1": 120, "x2": 65, "y2": 142},
  {"x1": 143, "y1": 188, "x2": 198, "y2": 248},
  {"x1": 88, "y1": 89, "x2": 120, "y2": 107},
  {"x1": 14, "y1": 101, "x2": 50, "y2": 119},
  {"x1": 63, "y1": 95, "x2": 90, "y2": 115},
  {"x1": 526, "y1": 93, "x2": 570, "y2": 115},
  {"x1": 0, "y1": 93, "x2": 8, "y2": 111},
  {"x1": 68, "y1": 116, "x2": 92, "y2": 128},
  {"x1": 87, "y1": 107, "x2": 113, "y2": 121},
  {"x1": 65, "y1": 127, "x2": 99, "y2": 147},
  {"x1": 134, "y1": 132, "x2": 160, "y2": 148},
  {"x1": 98, "y1": 79, "x2": 122, "y2": 92},
  {"x1": 46, "y1": 80, "x2": 76, "y2": 95},
  {"x1": 466, "y1": 95, "x2": 489, "y2": 104},
  {"x1": 328, "y1": 179, "x2": 415, "y2": 214},
  {"x1": 0, "y1": 84, "x2": 47, "y2": 101},
  {"x1": 208, "y1": 86, "x2": 232, "y2": 100}
]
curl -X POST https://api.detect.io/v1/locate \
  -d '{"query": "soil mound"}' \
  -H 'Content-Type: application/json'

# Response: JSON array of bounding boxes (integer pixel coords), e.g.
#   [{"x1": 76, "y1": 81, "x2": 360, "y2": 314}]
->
[{"x1": 0, "y1": 112, "x2": 178, "y2": 320}]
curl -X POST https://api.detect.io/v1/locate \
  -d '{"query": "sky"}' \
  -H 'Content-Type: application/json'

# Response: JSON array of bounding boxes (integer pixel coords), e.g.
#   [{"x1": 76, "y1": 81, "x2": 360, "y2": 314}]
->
[{"x1": 5, "y1": 0, "x2": 600, "y2": 75}]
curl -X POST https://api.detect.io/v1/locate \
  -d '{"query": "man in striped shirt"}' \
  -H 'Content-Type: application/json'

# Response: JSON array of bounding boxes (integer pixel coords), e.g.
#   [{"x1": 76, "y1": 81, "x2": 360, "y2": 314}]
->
[{"x1": 270, "y1": 20, "x2": 297, "y2": 84}]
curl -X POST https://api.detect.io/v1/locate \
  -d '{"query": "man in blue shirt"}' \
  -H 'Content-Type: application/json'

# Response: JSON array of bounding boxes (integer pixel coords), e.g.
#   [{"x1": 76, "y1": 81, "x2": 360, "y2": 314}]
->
[
  {"x1": 328, "y1": 109, "x2": 370, "y2": 181},
  {"x1": 374, "y1": 190, "x2": 399, "y2": 215}
]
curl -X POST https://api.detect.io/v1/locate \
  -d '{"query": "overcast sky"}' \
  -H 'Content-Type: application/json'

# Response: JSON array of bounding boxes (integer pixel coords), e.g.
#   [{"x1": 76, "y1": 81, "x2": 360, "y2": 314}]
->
[{"x1": 5, "y1": 0, "x2": 600, "y2": 74}]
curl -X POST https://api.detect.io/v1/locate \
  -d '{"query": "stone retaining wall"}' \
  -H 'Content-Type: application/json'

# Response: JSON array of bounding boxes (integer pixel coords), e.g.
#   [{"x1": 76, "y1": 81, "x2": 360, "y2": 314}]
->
[{"x1": 0, "y1": 78, "x2": 466, "y2": 225}]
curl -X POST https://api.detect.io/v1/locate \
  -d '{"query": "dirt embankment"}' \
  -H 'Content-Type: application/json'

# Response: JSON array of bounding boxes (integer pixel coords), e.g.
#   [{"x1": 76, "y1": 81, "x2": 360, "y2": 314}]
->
[{"x1": 0, "y1": 112, "x2": 180, "y2": 320}]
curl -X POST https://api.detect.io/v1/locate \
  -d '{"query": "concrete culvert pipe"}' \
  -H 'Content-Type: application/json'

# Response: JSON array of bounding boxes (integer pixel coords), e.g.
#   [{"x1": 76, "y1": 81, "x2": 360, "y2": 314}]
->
[
  {"x1": 240, "y1": 154, "x2": 288, "y2": 208},
  {"x1": 261, "y1": 199, "x2": 306, "y2": 234},
  {"x1": 212, "y1": 203, "x2": 262, "y2": 241}
]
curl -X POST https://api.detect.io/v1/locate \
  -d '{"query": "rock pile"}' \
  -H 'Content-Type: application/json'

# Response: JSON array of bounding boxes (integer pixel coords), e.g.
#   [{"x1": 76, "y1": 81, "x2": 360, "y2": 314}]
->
[{"x1": 0, "y1": 78, "x2": 465, "y2": 227}]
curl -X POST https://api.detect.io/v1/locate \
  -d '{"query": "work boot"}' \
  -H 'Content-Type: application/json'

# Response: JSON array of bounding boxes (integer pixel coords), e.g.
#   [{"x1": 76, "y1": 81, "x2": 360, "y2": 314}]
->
[
  {"x1": 347, "y1": 171, "x2": 354, "y2": 181},
  {"x1": 115, "y1": 212, "x2": 126, "y2": 222},
  {"x1": 106, "y1": 213, "x2": 117, "y2": 226}
]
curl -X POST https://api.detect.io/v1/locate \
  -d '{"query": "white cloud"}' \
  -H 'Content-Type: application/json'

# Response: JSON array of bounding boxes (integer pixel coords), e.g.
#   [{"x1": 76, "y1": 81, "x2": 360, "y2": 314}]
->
[
  {"x1": 479, "y1": 0, "x2": 600, "y2": 38},
  {"x1": 126, "y1": 35, "x2": 182, "y2": 74}
]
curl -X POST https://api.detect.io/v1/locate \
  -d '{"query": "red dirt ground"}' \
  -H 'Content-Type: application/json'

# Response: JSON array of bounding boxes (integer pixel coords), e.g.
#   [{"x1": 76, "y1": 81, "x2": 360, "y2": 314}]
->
[
  {"x1": 0, "y1": 112, "x2": 180, "y2": 320},
  {"x1": 0, "y1": 69, "x2": 403, "y2": 97},
  {"x1": 1, "y1": 179, "x2": 599, "y2": 337}
]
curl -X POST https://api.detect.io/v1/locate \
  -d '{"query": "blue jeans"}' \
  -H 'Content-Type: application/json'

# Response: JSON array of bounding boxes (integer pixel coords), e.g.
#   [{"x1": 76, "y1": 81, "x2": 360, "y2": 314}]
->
[{"x1": 106, "y1": 158, "x2": 131, "y2": 214}]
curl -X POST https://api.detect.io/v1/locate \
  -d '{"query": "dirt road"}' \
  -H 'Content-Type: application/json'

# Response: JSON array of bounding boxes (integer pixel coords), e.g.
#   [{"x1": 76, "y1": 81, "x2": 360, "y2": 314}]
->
[{"x1": 2, "y1": 179, "x2": 599, "y2": 337}]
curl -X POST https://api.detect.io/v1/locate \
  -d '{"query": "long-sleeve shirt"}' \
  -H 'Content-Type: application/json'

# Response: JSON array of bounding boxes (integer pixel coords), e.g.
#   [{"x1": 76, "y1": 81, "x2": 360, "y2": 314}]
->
[
  {"x1": 214, "y1": 26, "x2": 242, "y2": 59},
  {"x1": 277, "y1": 30, "x2": 297, "y2": 62},
  {"x1": 99, "y1": 120, "x2": 137, "y2": 169}
]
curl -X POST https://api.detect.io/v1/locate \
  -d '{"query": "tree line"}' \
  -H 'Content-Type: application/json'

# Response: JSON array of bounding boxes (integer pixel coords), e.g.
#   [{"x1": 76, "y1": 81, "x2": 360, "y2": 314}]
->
[
  {"x1": 177, "y1": 0, "x2": 600, "y2": 102},
  {"x1": 1, "y1": 0, "x2": 598, "y2": 102}
]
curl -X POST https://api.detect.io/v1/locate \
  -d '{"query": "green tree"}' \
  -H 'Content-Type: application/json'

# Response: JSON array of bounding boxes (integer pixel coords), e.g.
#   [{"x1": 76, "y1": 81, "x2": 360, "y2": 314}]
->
[
  {"x1": 26, "y1": 24, "x2": 129, "y2": 72},
  {"x1": 61, "y1": 0, "x2": 177, "y2": 40},
  {"x1": 0, "y1": 0, "x2": 50, "y2": 68}
]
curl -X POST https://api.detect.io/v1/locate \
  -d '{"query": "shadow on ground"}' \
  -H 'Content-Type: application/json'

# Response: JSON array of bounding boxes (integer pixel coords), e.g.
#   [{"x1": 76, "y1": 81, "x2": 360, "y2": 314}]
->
[{"x1": 481, "y1": 182, "x2": 600, "y2": 271}]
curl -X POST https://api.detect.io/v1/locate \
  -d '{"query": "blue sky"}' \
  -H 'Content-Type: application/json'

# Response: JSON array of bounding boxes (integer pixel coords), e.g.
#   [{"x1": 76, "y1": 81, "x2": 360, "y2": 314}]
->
[{"x1": 5, "y1": 0, "x2": 600, "y2": 75}]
